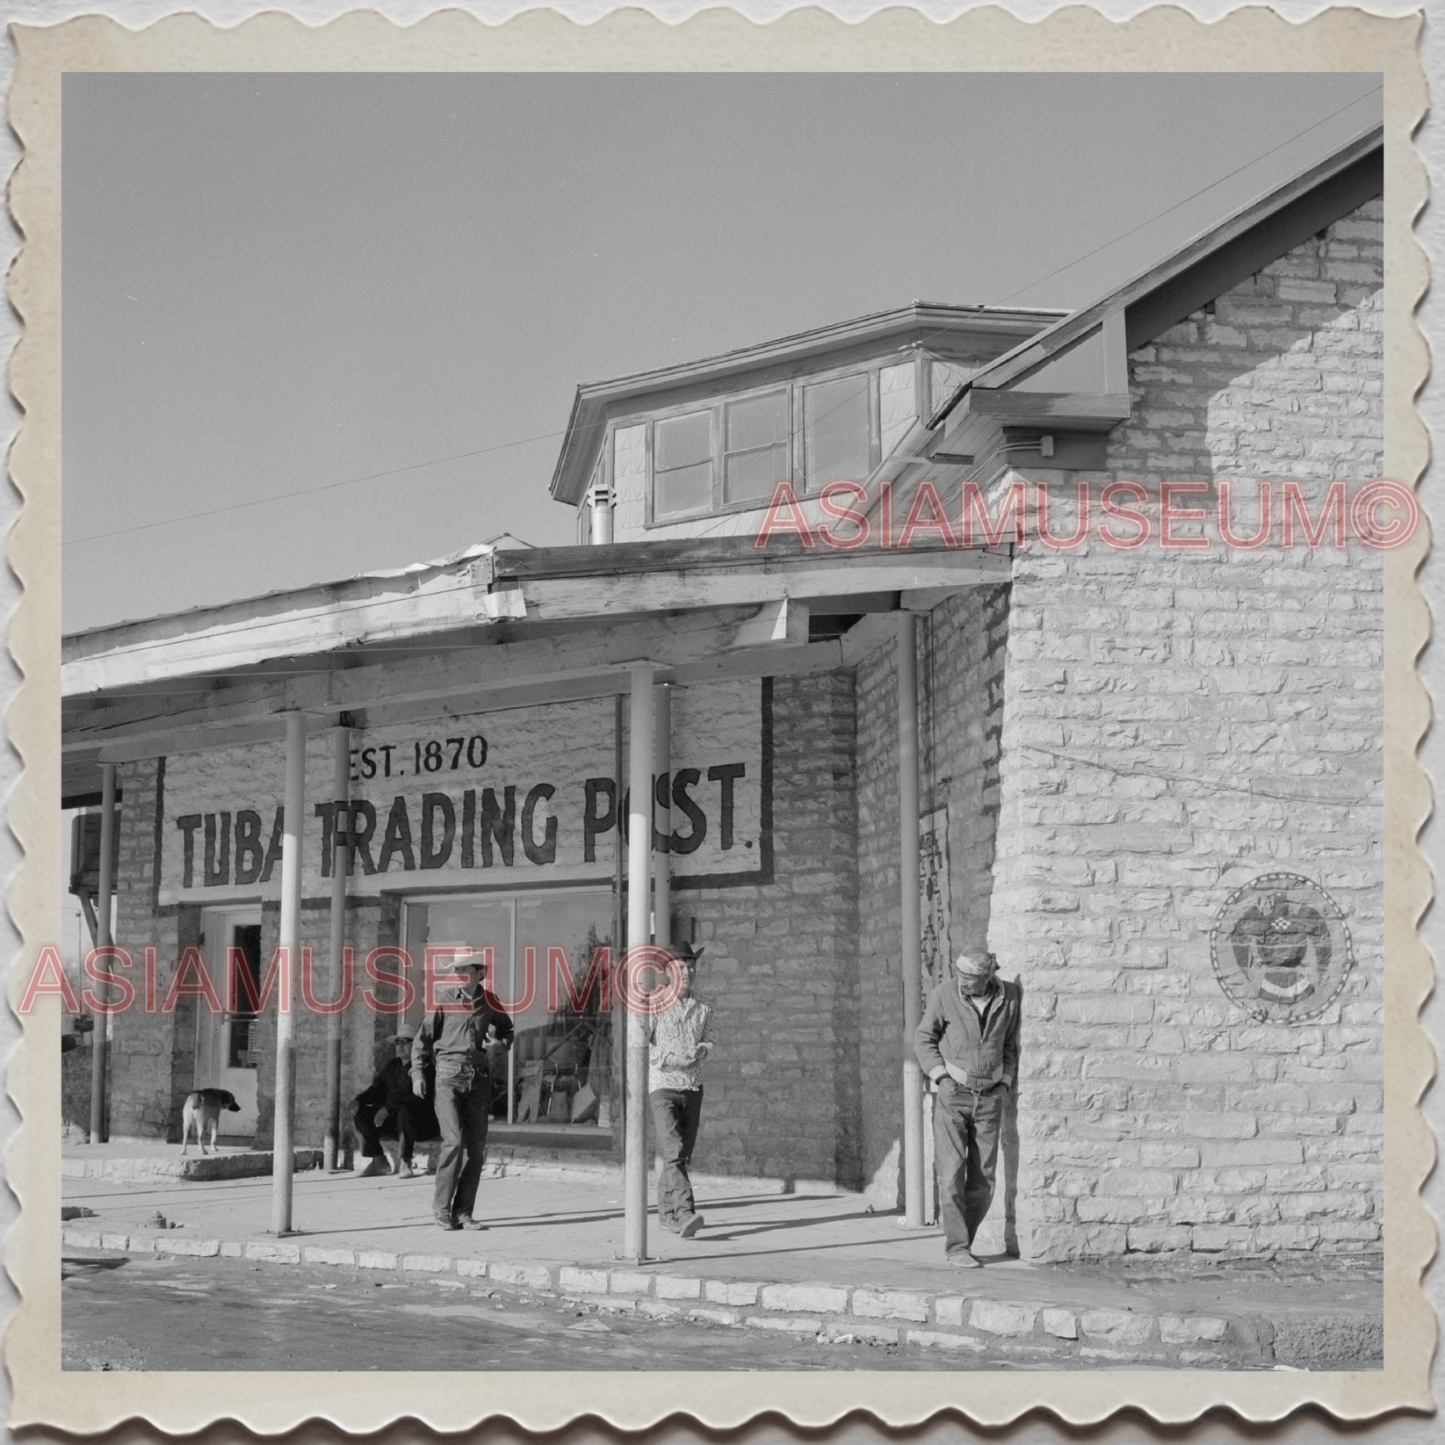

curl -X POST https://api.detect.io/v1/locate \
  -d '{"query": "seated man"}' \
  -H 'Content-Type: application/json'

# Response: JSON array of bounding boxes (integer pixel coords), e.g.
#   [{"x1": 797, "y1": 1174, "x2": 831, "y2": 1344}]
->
[{"x1": 353, "y1": 1030, "x2": 438, "y2": 1178}]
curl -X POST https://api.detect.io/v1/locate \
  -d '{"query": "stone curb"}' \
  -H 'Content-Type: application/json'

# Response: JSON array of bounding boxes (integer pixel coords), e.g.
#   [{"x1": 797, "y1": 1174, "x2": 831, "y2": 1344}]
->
[
  {"x1": 62, "y1": 1225, "x2": 1367, "y2": 1369},
  {"x1": 60, "y1": 1149, "x2": 325, "y2": 1184}
]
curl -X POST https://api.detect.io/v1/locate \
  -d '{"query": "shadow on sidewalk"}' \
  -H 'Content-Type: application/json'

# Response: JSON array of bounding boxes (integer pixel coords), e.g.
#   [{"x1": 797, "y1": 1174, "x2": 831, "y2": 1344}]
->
[{"x1": 701, "y1": 1209, "x2": 877, "y2": 1242}]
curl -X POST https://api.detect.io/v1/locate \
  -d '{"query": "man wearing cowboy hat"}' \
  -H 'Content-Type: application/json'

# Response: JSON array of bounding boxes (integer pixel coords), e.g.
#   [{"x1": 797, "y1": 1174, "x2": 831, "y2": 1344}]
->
[
  {"x1": 915, "y1": 950, "x2": 1021, "y2": 1267},
  {"x1": 648, "y1": 941, "x2": 714, "y2": 1238},
  {"x1": 352, "y1": 1029, "x2": 436, "y2": 1179},
  {"x1": 411, "y1": 956, "x2": 514, "y2": 1230}
]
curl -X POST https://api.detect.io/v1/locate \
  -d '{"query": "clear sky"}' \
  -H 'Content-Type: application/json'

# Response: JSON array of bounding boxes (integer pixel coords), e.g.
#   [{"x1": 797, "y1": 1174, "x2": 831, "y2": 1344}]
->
[{"x1": 61, "y1": 71, "x2": 1382, "y2": 632}]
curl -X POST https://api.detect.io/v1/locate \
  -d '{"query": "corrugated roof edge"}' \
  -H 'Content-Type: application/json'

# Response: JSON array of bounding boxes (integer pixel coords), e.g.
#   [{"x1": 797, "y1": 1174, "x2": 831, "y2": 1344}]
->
[{"x1": 62, "y1": 532, "x2": 536, "y2": 649}]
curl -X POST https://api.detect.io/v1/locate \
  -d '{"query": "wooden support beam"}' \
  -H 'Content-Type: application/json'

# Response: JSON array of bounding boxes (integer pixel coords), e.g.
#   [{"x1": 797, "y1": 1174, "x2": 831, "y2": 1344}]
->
[
  {"x1": 65, "y1": 606, "x2": 798, "y2": 751},
  {"x1": 68, "y1": 617, "x2": 899, "y2": 762},
  {"x1": 726, "y1": 598, "x2": 808, "y2": 649}
]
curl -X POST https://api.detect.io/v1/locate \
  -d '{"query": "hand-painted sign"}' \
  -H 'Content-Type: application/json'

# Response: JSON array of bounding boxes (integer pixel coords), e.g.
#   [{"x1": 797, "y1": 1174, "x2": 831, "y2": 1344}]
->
[{"x1": 159, "y1": 680, "x2": 770, "y2": 904}]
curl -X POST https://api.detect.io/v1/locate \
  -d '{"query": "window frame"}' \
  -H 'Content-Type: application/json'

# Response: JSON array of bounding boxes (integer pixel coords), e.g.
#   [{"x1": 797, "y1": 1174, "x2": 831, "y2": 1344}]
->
[
  {"x1": 649, "y1": 407, "x2": 717, "y2": 523},
  {"x1": 800, "y1": 366, "x2": 881, "y2": 496},
  {"x1": 640, "y1": 363, "x2": 887, "y2": 529}
]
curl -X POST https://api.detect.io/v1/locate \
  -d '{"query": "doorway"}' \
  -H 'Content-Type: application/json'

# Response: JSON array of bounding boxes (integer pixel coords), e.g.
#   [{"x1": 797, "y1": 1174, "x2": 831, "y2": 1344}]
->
[{"x1": 195, "y1": 906, "x2": 263, "y2": 1138}]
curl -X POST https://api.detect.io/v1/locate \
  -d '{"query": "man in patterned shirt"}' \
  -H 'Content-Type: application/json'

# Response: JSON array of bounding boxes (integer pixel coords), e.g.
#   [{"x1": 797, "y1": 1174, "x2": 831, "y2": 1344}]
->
[{"x1": 648, "y1": 942, "x2": 713, "y2": 1238}]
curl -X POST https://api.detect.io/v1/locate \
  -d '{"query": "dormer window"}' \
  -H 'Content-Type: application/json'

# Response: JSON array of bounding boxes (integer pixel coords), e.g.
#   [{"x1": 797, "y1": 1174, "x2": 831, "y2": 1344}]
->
[
  {"x1": 654, "y1": 410, "x2": 713, "y2": 519},
  {"x1": 804, "y1": 373, "x2": 873, "y2": 492},
  {"x1": 724, "y1": 390, "x2": 790, "y2": 506},
  {"x1": 650, "y1": 387, "x2": 793, "y2": 522},
  {"x1": 641, "y1": 366, "x2": 889, "y2": 526}
]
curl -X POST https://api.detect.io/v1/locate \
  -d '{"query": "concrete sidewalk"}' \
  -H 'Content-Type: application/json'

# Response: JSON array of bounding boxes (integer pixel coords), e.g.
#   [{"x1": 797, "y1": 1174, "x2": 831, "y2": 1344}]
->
[{"x1": 60, "y1": 1148, "x2": 1383, "y2": 1371}]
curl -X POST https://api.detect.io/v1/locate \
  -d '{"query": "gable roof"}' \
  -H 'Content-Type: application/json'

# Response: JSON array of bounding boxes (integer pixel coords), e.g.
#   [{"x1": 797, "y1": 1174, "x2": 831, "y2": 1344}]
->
[
  {"x1": 842, "y1": 124, "x2": 1386, "y2": 492},
  {"x1": 931, "y1": 124, "x2": 1384, "y2": 435}
]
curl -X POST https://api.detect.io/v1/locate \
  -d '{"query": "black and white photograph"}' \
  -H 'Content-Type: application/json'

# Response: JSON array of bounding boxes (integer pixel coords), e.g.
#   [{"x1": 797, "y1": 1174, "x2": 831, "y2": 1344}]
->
[{"x1": 2, "y1": 2, "x2": 1435, "y2": 1435}]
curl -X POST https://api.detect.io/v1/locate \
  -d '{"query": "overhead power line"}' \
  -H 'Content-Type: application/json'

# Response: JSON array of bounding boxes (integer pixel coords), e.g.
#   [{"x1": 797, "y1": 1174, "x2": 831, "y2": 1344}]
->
[{"x1": 63, "y1": 97, "x2": 1382, "y2": 550}]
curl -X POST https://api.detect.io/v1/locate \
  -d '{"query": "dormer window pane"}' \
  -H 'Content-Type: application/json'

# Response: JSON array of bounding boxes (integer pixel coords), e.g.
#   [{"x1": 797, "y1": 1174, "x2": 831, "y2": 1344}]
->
[
  {"x1": 804, "y1": 374, "x2": 871, "y2": 490},
  {"x1": 724, "y1": 390, "x2": 789, "y2": 505},
  {"x1": 656, "y1": 411, "x2": 710, "y2": 471},
  {"x1": 654, "y1": 411, "x2": 713, "y2": 518}
]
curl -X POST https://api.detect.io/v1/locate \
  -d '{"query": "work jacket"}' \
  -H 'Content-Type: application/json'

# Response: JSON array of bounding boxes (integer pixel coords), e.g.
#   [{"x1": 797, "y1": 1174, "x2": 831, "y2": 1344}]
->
[
  {"x1": 411, "y1": 986, "x2": 514, "y2": 1091},
  {"x1": 914, "y1": 977, "x2": 1021, "y2": 1092},
  {"x1": 356, "y1": 1057, "x2": 418, "y2": 1113}
]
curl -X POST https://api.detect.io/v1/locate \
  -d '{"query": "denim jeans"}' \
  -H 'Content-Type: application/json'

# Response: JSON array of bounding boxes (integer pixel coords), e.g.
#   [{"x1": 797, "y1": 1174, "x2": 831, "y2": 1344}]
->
[
  {"x1": 934, "y1": 1078, "x2": 1004, "y2": 1255},
  {"x1": 432, "y1": 1066, "x2": 490, "y2": 1220},
  {"x1": 651, "y1": 1087, "x2": 703, "y2": 1227}
]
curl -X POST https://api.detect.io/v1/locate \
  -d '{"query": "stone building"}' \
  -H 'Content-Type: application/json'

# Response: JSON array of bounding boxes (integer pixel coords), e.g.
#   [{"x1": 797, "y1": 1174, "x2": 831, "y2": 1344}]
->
[{"x1": 61, "y1": 127, "x2": 1386, "y2": 1260}]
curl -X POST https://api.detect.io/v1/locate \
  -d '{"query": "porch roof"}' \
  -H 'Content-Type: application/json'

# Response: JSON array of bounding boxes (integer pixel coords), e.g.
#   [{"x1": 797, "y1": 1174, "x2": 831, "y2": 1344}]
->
[{"x1": 61, "y1": 533, "x2": 1011, "y2": 800}]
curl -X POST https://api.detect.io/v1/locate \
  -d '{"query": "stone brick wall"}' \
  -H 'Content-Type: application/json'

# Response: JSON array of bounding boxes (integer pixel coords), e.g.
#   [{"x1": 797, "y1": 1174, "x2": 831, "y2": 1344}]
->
[
  {"x1": 680, "y1": 670, "x2": 861, "y2": 1185},
  {"x1": 854, "y1": 633, "x2": 905, "y2": 1205},
  {"x1": 854, "y1": 590, "x2": 1012, "y2": 1211},
  {"x1": 62, "y1": 1040, "x2": 92, "y2": 1139},
  {"x1": 107, "y1": 758, "x2": 187, "y2": 1141},
  {"x1": 991, "y1": 200, "x2": 1384, "y2": 1260},
  {"x1": 928, "y1": 586, "x2": 1012, "y2": 963}
]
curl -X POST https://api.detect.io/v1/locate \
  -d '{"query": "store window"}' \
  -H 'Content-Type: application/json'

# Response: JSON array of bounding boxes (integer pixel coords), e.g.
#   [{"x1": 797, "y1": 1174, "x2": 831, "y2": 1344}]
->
[{"x1": 403, "y1": 890, "x2": 617, "y2": 1133}]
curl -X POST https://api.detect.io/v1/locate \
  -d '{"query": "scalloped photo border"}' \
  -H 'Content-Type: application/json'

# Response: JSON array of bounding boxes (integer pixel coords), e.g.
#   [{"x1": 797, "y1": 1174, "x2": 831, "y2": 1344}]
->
[{"x1": 3, "y1": 4, "x2": 1432, "y2": 1433}]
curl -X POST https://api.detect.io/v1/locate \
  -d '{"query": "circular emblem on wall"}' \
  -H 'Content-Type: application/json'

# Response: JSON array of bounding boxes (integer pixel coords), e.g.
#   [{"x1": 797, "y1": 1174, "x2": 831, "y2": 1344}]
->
[{"x1": 1209, "y1": 873, "x2": 1355, "y2": 1022}]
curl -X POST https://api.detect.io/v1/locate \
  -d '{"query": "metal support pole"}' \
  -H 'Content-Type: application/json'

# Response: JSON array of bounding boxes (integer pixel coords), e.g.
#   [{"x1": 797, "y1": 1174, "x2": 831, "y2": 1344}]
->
[
  {"x1": 272, "y1": 711, "x2": 307, "y2": 1235},
  {"x1": 611, "y1": 695, "x2": 625, "y2": 1139},
  {"x1": 653, "y1": 684, "x2": 671, "y2": 952},
  {"x1": 88, "y1": 763, "x2": 117, "y2": 1145},
  {"x1": 323, "y1": 725, "x2": 349, "y2": 1172},
  {"x1": 624, "y1": 665, "x2": 655, "y2": 1263},
  {"x1": 898, "y1": 612, "x2": 925, "y2": 1228}
]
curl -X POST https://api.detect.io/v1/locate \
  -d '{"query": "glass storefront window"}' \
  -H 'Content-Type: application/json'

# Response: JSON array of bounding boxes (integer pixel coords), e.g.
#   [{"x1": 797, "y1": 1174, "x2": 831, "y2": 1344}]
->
[{"x1": 403, "y1": 889, "x2": 617, "y2": 1134}]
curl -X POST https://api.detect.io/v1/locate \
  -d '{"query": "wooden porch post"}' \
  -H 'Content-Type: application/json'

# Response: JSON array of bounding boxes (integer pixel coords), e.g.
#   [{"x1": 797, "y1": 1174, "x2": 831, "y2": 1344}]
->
[{"x1": 88, "y1": 762, "x2": 117, "y2": 1144}]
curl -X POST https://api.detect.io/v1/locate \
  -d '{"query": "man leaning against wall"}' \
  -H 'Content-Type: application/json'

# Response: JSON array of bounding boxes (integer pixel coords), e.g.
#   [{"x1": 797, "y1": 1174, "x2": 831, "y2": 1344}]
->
[{"x1": 915, "y1": 950, "x2": 1021, "y2": 1269}]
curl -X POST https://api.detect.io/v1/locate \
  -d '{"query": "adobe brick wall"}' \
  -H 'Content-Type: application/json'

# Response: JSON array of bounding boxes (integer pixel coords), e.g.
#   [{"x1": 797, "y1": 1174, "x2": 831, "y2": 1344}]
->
[
  {"x1": 681, "y1": 670, "x2": 862, "y2": 1185},
  {"x1": 992, "y1": 200, "x2": 1384, "y2": 1260}
]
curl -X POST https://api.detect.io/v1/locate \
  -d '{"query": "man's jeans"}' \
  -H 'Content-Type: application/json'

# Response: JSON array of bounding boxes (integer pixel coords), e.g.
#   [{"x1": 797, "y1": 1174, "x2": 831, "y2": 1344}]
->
[
  {"x1": 933, "y1": 1078, "x2": 1004, "y2": 1256},
  {"x1": 650, "y1": 1087, "x2": 703, "y2": 1227},
  {"x1": 433, "y1": 1067, "x2": 490, "y2": 1220}
]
